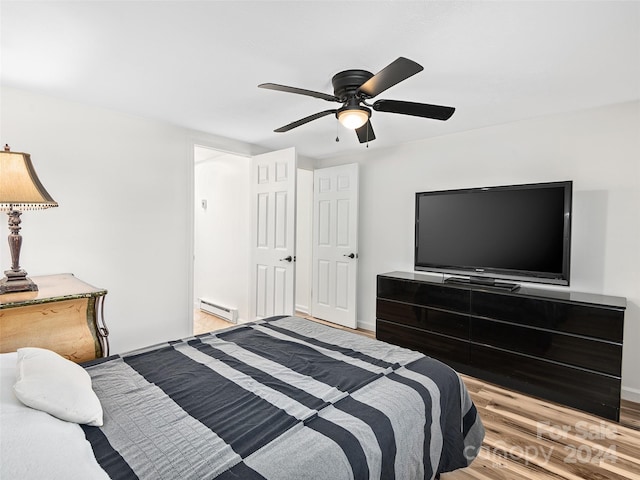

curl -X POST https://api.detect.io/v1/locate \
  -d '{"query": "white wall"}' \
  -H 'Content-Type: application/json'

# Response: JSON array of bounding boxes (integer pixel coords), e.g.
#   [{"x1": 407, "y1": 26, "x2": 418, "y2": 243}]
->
[
  {"x1": 0, "y1": 87, "x2": 264, "y2": 353},
  {"x1": 318, "y1": 101, "x2": 640, "y2": 401},
  {"x1": 194, "y1": 150, "x2": 251, "y2": 322}
]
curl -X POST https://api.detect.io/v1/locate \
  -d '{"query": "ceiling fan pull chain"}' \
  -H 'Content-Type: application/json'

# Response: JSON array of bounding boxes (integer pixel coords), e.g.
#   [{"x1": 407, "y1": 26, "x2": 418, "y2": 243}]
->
[{"x1": 335, "y1": 119, "x2": 340, "y2": 142}]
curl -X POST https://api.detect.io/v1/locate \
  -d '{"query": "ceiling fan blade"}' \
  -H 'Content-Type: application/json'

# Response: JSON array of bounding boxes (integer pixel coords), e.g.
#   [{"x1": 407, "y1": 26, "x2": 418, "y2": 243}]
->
[
  {"x1": 356, "y1": 57, "x2": 423, "y2": 98},
  {"x1": 373, "y1": 99, "x2": 455, "y2": 120},
  {"x1": 355, "y1": 120, "x2": 376, "y2": 143},
  {"x1": 259, "y1": 83, "x2": 340, "y2": 102},
  {"x1": 274, "y1": 109, "x2": 337, "y2": 133}
]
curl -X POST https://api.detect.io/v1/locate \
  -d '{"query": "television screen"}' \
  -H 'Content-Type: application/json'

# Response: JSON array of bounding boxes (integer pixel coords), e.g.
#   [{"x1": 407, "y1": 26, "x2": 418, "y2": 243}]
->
[{"x1": 414, "y1": 181, "x2": 572, "y2": 287}]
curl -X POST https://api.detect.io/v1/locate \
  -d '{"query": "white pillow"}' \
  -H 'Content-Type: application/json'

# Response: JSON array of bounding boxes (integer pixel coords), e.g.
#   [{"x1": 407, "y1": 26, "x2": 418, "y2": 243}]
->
[{"x1": 13, "y1": 347, "x2": 103, "y2": 426}]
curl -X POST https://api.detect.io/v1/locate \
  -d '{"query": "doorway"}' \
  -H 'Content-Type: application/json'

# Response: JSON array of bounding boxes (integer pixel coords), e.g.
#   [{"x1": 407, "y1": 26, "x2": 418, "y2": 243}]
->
[
  {"x1": 192, "y1": 145, "x2": 313, "y2": 331},
  {"x1": 193, "y1": 145, "x2": 251, "y2": 327}
]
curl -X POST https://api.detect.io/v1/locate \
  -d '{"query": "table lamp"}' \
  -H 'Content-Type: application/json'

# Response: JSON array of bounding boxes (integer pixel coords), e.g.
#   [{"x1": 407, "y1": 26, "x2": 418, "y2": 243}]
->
[{"x1": 0, "y1": 145, "x2": 58, "y2": 293}]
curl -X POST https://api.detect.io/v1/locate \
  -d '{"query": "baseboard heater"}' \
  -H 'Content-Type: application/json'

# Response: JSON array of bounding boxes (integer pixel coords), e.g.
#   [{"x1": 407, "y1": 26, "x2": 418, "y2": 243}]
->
[{"x1": 199, "y1": 299, "x2": 238, "y2": 324}]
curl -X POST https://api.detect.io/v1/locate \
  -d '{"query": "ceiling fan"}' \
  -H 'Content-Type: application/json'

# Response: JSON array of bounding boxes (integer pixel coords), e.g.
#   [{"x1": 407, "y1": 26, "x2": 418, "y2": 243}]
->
[{"x1": 259, "y1": 57, "x2": 455, "y2": 144}]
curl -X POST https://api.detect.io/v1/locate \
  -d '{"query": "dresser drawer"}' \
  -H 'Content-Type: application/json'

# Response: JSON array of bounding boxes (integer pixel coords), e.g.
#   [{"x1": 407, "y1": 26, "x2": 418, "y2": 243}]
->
[
  {"x1": 377, "y1": 277, "x2": 469, "y2": 313},
  {"x1": 0, "y1": 297, "x2": 100, "y2": 362},
  {"x1": 470, "y1": 344, "x2": 621, "y2": 420},
  {"x1": 0, "y1": 274, "x2": 108, "y2": 362},
  {"x1": 470, "y1": 318, "x2": 622, "y2": 376},
  {"x1": 471, "y1": 291, "x2": 624, "y2": 342},
  {"x1": 376, "y1": 319, "x2": 469, "y2": 367},
  {"x1": 377, "y1": 298, "x2": 469, "y2": 340}
]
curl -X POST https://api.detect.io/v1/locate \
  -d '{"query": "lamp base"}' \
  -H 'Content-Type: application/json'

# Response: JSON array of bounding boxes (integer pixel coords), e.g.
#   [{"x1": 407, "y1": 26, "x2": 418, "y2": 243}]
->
[{"x1": 0, "y1": 269, "x2": 38, "y2": 294}]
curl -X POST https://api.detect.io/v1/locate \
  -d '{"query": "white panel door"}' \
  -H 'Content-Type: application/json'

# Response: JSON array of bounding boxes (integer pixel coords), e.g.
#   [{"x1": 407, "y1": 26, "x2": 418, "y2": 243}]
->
[
  {"x1": 312, "y1": 163, "x2": 359, "y2": 328},
  {"x1": 250, "y1": 148, "x2": 296, "y2": 320}
]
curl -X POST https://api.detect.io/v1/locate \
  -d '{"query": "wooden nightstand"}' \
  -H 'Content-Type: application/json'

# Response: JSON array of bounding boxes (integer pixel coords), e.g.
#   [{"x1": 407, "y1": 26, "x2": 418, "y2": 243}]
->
[{"x1": 0, "y1": 273, "x2": 108, "y2": 363}]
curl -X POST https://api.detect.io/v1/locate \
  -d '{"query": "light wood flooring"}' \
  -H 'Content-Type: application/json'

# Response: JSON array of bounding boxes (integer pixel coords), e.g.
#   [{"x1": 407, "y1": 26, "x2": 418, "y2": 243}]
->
[
  {"x1": 194, "y1": 308, "x2": 238, "y2": 334},
  {"x1": 194, "y1": 310, "x2": 640, "y2": 480},
  {"x1": 442, "y1": 375, "x2": 640, "y2": 480}
]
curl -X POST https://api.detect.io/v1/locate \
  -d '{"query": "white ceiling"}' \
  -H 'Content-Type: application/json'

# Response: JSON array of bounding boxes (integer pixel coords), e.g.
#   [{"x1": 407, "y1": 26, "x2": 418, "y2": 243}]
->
[{"x1": 2, "y1": 1, "x2": 639, "y2": 160}]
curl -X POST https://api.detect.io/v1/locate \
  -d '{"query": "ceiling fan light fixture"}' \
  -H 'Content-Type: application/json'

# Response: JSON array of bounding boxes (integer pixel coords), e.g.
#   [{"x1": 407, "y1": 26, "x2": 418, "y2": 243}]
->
[{"x1": 337, "y1": 107, "x2": 370, "y2": 130}]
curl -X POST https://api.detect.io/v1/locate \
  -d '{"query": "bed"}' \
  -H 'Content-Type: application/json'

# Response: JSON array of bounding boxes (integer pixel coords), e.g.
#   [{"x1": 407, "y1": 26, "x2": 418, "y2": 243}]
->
[{"x1": 0, "y1": 315, "x2": 484, "y2": 479}]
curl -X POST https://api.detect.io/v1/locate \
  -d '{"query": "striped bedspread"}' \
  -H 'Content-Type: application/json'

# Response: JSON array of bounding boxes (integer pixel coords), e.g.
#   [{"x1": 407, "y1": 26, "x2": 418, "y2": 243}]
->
[{"x1": 81, "y1": 316, "x2": 484, "y2": 479}]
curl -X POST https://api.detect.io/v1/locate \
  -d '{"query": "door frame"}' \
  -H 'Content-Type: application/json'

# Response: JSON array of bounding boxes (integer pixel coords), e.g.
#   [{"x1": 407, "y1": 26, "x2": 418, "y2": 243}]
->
[
  {"x1": 295, "y1": 168, "x2": 314, "y2": 316},
  {"x1": 188, "y1": 138, "x2": 255, "y2": 334}
]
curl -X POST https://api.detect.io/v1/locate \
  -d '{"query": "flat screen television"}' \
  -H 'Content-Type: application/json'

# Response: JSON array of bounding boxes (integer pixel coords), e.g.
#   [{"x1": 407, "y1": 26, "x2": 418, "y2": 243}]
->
[{"x1": 414, "y1": 181, "x2": 572, "y2": 289}]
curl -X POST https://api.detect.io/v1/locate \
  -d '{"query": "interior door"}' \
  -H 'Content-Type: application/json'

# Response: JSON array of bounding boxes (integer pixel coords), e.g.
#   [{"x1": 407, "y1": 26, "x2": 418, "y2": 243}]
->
[
  {"x1": 311, "y1": 163, "x2": 359, "y2": 328},
  {"x1": 249, "y1": 148, "x2": 297, "y2": 320}
]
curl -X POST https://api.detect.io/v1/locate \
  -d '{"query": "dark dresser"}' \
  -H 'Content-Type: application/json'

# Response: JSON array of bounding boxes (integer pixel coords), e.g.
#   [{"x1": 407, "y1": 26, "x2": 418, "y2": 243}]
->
[{"x1": 376, "y1": 271, "x2": 626, "y2": 421}]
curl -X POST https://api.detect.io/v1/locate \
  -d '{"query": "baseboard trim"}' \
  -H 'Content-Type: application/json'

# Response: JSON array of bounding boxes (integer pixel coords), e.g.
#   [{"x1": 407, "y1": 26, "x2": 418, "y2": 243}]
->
[
  {"x1": 358, "y1": 319, "x2": 376, "y2": 333},
  {"x1": 622, "y1": 386, "x2": 640, "y2": 403},
  {"x1": 295, "y1": 305, "x2": 309, "y2": 315}
]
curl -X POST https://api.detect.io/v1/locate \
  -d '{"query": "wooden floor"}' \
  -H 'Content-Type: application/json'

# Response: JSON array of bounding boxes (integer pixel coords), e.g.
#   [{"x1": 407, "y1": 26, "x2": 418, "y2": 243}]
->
[
  {"x1": 194, "y1": 311, "x2": 640, "y2": 480},
  {"x1": 193, "y1": 308, "x2": 237, "y2": 335},
  {"x1": 442, "y1": 376, "x2": 640, "y2": 480}
]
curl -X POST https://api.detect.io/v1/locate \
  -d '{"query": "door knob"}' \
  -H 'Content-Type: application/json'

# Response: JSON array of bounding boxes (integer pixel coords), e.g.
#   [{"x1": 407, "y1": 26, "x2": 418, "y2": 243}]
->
[
  {"x1": 343, "y1": 253, "x2": 358, "y2": 259},
  {"x1": 280, "y1": 255, "x2": 293, "y2": 262}
]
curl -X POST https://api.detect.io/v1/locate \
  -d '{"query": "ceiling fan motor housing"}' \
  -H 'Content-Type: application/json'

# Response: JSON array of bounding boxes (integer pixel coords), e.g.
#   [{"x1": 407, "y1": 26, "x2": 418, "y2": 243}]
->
[{"x1": 331, "y1": 69, "x2": 374, "y2": 101}]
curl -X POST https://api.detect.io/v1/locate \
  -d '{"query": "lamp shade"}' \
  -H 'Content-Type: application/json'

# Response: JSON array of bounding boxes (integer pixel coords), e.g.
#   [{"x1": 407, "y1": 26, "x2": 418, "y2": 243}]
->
[{"x1": 0, "y1": 149, "x2": 58, "y2": 212}]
